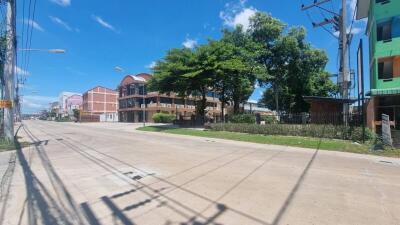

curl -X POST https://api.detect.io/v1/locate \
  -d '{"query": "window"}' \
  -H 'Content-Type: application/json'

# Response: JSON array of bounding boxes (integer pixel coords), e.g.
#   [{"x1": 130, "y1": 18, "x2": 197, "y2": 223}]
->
[
  {"x1": 376, "y1": 0, "x2": 390, "y2": 4},
  {"x1": 378, "y1": 60, "x2": 393, "y2": 79},
  {"x1": 377, "y1": 21, "x2": 392, "y2": 41}
]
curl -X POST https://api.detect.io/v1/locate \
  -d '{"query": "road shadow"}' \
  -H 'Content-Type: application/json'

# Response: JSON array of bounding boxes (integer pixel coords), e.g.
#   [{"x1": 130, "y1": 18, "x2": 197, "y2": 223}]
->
[
  {"x1": 15, "y1": 125, "x2": 90, "y2": 225},
  {"x1": 271, "y1": 126, "x2": 325, "y2": 225}
]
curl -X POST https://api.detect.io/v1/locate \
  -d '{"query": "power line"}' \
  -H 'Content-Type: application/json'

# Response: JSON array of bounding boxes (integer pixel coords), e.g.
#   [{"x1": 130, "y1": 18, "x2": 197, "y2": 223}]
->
[
  {"x1": 25, "y1": 0, "x2": 37, "y2": 74},
  {"x1": 301, "y1": 0, "x2": 351, "y2": 122},
  {"x1": 301, "y1": 0, "x2": 338, "y2": 39}
]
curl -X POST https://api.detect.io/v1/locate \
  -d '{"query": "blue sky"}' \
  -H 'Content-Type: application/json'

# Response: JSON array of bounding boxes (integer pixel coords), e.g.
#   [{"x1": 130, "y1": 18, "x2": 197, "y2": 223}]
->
[{"x1": 18, "y1": 0, "x2": 368, "y2": 113}]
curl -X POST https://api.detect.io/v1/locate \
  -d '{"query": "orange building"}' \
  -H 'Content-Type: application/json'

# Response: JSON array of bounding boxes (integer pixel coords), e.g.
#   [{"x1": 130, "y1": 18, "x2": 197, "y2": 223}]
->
[{"x1": 82, "y1": 86, "x2": 119, "y2": 122}]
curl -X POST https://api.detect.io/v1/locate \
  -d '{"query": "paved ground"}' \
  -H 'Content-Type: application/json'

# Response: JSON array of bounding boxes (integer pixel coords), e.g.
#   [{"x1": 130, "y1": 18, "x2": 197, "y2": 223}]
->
[{"x1": 1, "y1": 120, "x2": 400, "y2": 225}]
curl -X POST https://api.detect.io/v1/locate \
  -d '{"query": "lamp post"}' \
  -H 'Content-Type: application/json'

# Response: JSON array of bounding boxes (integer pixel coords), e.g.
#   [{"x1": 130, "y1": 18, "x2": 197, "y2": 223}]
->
[
  {"x1": 18, "y1": 48, "x2": 66, "y2": 54},
  {"x1": 141, "y1": 83, "x2": 146, "y2": 127}
]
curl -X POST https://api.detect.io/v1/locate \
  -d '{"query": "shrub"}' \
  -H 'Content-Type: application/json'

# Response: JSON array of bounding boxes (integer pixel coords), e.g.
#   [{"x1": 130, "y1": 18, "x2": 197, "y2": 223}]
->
[
  {"x1": 55, "y1": 117, "x2": 71, "y2": 122},
  {"x1": 229, "y1": 114, "x2": 256, "y2": 124},
  {"x1": 152, "y1": 113, "x2": 175, "y2": 123},
  {"x1": 210, "y1": 123, "x2": 374, "y2": 142},
  {"x1": 260, "y1": 115, "x2": 277, "y2": 124}
]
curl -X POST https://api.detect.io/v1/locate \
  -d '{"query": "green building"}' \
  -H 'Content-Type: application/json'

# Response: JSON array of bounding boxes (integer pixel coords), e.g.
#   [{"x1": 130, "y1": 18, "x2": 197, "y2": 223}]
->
[{"x1": 357, "y1": 0, "x2": 400, "y2": 131}]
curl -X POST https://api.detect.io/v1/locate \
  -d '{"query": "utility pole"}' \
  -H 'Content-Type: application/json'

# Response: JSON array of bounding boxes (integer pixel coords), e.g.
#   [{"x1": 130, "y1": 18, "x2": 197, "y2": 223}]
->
[
  {"x1": 302, "y1": 0, "x2": 350, "y2": 124},
  {"x1": 3, "y1": 0, "x2": 16, "y2": 141},
  {"x1": 340, "y1": 0, "x2": 350, "y2": 125}
]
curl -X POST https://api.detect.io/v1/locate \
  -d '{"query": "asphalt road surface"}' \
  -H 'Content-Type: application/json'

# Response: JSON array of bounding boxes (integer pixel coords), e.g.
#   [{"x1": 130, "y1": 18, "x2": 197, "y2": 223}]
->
[{"x1": 1, "y1": 120, "x2": 400, "y2": 225}]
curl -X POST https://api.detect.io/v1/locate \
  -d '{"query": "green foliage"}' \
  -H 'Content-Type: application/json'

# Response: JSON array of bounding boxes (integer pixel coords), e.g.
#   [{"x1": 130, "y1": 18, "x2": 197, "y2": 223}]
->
[
  {"x1": 55, "y1": 117, "x2": 71, "y2": 122},
  {"x1": 229, "y1": 114, "x2": 256, "y2": 124},
  {"x1": 152, "y1": 113, "x2": 175, "y2": 123},
  {"x1": 149, "y1": 47, "x2": 214, "y2": 118},
  {"x1": 260, "y1": 115, "x2": 277, "y2": 124},
  {"x1": 210, "y1": 123, "x2": 375, "y2": 142},
  {"x1": 248, "y1": 13, "x2": 338, "y2": 113},
  {"x1": 73, "y1": 109, "x2": 80, "y2": 120},
  {"x1": 150, "y1": 11, "x2": 339, "y2": 117}
]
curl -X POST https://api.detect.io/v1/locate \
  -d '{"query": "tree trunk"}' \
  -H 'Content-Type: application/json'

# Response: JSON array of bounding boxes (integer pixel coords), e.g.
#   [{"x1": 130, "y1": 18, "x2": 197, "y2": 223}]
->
[
  {"x1": 220, "y1": 87, "x2": 225, "y2": 123},
  {"x1": 274, "y1": 84, "x2": 279, "y2": 113},
  {"x1": 233, "y1": 95, "x2": 240, "y2": 114},
  {"x1": 197, "y1": 87, "x2": 207, "y2": 124}
]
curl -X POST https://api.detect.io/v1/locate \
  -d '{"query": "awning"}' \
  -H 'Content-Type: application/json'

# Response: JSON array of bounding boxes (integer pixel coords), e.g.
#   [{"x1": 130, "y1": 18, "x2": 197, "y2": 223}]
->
[{"x1": 368, "y1": 88, "x2": 400, "y2": 96}]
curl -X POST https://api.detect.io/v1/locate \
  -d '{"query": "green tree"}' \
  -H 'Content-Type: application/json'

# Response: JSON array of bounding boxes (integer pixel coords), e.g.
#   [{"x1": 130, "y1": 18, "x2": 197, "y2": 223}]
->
[
  {"x1": 73, "y1": 109, "x2": 80, "y2": 121},
  {"x1": 249, "y1": 13, "x2": 337, "y2": 113},
  {"x1": 210, "y1": 26, "x2": 263, "y2": 117},
  {"x1": 248, "y1": 12, "x2": 286, "y2": 112},
  {"x1": 149, "y1": 46, "x2": 215, "y2": 121}
]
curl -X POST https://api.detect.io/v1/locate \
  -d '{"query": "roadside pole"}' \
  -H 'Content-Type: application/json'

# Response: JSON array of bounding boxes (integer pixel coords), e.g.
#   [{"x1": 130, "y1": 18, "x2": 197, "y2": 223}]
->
[{"x1": 3, "y1": 0, "x2": 16, "y2": 141}]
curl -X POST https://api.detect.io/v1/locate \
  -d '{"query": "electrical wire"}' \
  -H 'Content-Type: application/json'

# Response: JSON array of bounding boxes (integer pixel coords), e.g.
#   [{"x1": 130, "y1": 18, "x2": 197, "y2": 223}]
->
[
  {"x1": 22, "y1": 0, "x2": 32, "y2": 77},
  {"x1": 348, "y1": 0, "x2": 358, "y2": 45},
  {"x1": 301, "y1": 0, "x2": 339, "y2": 39},
  {"x1": 25, "y1": 0, "x2": 37, "y2": 74}
]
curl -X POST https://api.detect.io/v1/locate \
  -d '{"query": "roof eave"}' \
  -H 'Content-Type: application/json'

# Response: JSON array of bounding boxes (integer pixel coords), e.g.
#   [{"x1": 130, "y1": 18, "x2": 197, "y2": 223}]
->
[{"x1": 356, "y1": 0, "x2": 370, "y2": 20}]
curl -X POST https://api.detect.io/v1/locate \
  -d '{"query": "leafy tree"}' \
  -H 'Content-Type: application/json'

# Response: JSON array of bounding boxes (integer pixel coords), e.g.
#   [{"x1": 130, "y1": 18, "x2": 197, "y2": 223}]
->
[
  {"x1": 149, "y1": 46, "x2": 215, "y2": 121},
  {"x1": 248, "y1": 12, "x2": 286, "y2": 112},
  {"x1": 73, "y1": 109, "x2": 80, "y2": 120},
  {"x1": 249, "y1": 13, "x2": 337, "y2": 113},
  {"x1": 210, "y1": 26, "x2": 263, "y2": 117}
]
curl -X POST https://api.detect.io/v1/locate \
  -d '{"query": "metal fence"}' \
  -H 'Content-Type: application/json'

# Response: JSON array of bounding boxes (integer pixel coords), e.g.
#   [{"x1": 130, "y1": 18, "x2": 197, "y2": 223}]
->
[{"x1": 269, "y1": 112, "x2": 363, "y2": 127}]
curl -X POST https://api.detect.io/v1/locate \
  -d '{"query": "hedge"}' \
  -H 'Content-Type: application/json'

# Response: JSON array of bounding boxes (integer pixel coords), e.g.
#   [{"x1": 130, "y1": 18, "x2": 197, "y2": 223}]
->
[
  {"x1": 152, "y1": 113, "x2": 175, "y2": 123},
  {"x1": 229, "y1": 114, "x2": 256, "y2": 124},
  {"x1": 210, "y1": 123, "x2": 375, "y2": 142}
]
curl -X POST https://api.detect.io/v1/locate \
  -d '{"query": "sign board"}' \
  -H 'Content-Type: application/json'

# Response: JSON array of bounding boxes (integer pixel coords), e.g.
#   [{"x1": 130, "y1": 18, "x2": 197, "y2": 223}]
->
[
  {"x1": 0, "y1": 100, "x2": 13, "y2": 108},
  {"x1": 382, "y1": 114, "x2": 393, "y2": 146}
]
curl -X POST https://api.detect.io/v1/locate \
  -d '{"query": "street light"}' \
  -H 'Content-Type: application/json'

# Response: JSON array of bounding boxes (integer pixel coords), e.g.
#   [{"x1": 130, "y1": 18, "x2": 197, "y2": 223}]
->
[{"x1": 18, "y1": 48, "x2": 66, "y2": 54}]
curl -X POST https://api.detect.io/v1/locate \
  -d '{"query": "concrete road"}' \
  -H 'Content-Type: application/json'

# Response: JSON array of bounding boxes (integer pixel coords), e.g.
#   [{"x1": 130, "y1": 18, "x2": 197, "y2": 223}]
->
[{"x1": 1, "y1": 120, "x2": 400, "y2": 225}]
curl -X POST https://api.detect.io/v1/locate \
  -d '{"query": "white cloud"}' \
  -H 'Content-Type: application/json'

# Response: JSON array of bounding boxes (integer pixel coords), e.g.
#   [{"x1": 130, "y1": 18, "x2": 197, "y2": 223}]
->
[
  {"x1": 22, "y1": 19, "x2": 44, "y2": 32},
  {"x1": 92, "y1": 15, "x2": 117, "y2": 32},
  {"x1": 219, "y1": 0, "x2": 257, "y2": 30},
  {"x1": 146, "y1": 61, "x2": 156, "y2": 69},
  {"x1": 22, "y1": 95, "x2": 58, "y2": 113},
  {"x1": 49, "y1": 16, "x2": 72, "y2": 31},
  {"x1": 182, "y1": 38, "x2": 197, "y2": 49},
  {"x1": 15, "y1": 66, "x2": 30, "y2": 76},
  {"x1": 50, "y1": 0, "x2": 71, "y2": 7}
]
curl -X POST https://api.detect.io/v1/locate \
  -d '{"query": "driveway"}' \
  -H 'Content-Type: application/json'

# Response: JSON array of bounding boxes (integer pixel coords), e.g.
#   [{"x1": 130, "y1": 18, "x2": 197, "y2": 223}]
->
[{"x1": 1, "y1": 120, "x2": 400, "y2": 225}]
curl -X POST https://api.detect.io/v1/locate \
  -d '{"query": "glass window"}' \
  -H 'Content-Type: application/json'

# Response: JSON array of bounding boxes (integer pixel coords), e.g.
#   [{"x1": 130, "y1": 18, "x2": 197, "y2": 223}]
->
[
  {"x1": 376, "y1": 0, "x2": 390, "y2": 4},
  {"x1": 160, "y1": 97, "x2": 172, "y2": 104},
  {"x1": 377, "y1": 21, "x2": 392, "y2": 41},
  {"x1": 174, "y1": 98, "x2": 184, "y2": 105},
  {"x1": 378, "y1": 60, "x2": 393, "y2": 79},
  {"x1": 393, "y1": 17, "x2": 400, "y2": 38}
]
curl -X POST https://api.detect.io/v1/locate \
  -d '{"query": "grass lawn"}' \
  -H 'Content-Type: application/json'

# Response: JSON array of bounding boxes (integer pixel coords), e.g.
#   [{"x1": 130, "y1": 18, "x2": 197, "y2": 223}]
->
[
  {"x1": 137, "y1": 126, "x2": 400, "y2": 158},
  {"x1": 0, "y1": 137, "x2": 31, "y2": 152}
]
